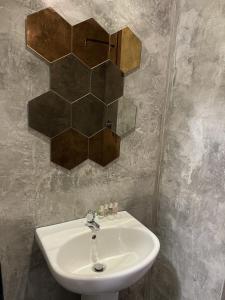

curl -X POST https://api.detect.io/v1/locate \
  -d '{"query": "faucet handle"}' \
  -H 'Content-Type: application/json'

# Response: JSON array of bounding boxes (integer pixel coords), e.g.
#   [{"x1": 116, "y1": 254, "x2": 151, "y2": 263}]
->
[{"x1": 86, "y1": 210, "x2": 96, "y2": 222}]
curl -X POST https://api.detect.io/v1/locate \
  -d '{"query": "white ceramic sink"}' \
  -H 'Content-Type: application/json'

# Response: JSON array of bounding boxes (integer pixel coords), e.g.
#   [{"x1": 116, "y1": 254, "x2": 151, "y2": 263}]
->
[{"x1": 36, "y1": 211, "x2": 160, "y2": 300}]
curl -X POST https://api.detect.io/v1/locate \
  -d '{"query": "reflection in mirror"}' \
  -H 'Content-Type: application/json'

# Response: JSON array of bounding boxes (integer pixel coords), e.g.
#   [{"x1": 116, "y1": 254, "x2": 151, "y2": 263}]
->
[
  {"x1": 117, "y1": 97, "x2": 137, "y2": 136},
  {"x1": 72, "y1": 18, "x2": 110, "y2": 68},
  {"x1": 107, "y1": 97, "x2": 137, "y2": 137}
]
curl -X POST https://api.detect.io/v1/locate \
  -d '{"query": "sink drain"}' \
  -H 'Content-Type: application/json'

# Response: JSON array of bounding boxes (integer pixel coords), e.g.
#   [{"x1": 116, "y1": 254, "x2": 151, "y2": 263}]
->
[{"x1": 92, "y1": 263, "x2": 106, "y2": 272}]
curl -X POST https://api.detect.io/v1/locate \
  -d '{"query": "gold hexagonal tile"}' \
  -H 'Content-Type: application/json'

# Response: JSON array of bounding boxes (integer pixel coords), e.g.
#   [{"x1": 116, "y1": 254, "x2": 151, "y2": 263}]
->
[
  {"x1": 110, "y1": 27, "x2": 142, "y2": 75},
  {"x1": 89, "y1": 128, "x2": 121, "y2": 166},
  {"x1": 72, "y1": 18, "x2": 110, "y2": 68},
  {"x1": 26, "y1": 7, "x2": 71, "y2": 62},
  {"x1": 51, "y1": 129, "x2": 88, "y2": 170}
]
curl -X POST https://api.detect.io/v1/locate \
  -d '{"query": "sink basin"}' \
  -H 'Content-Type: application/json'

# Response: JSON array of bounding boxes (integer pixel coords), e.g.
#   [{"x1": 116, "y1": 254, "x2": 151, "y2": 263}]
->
[{"x1": 36, "y1": 211, "x2": 160, "y2": 300}]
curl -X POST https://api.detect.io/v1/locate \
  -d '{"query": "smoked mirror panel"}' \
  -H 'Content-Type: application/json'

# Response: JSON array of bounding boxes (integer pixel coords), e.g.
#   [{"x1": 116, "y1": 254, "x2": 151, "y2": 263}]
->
[
  {"x1": 50, "y1": 54, "x2": 91, "y2": 103},
  {"x1": 28, "y1": 91, "x2": 71, "y2": 138},
  {"x1": 26, "y1": 8, "x2": 71, "y2": 62},
  {"x1": 72, "y1": 93, "x2": 107, "y2": 137},
  {"x1": 51, "y1": 129, "x2": 88, "y2": 170},
  {"x1": 110, "y1": 27, "x2": 142, "y2": 75},
  {"x1": 91, "y1": 60, "x2": 124, "y2": 105},
  {"x1": 89, "y1": 128, "x2": 121, "y2": 166},
  {"x1": 72, "y1": 18, "x2": 110, "y2": 68}
]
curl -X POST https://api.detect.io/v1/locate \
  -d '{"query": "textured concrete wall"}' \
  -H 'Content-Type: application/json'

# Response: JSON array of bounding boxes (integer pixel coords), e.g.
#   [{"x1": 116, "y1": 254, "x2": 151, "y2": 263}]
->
[
  {"x1": 0, "y1": 0, "x2": 172, "y2": 299},
  {"x1": 153, "y1": 0, "x2": 225, "y2": 299},
  {"x1": 222, "y1": 283, "x2": 225, "y2": 300}
]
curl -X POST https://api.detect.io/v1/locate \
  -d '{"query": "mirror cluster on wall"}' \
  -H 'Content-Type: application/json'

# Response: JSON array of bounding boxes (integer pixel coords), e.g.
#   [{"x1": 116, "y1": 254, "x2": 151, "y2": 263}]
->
[{"x1": 26, "y1": 7, "x2": 141, "y2": 169}]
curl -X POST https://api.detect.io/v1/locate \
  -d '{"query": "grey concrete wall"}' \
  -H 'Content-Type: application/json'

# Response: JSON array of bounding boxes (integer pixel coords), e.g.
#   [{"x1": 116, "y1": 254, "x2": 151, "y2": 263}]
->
[
  {"x1": 0, "y1": 0, "x2": 173, "y2": 299},
  {"x1": 222, "y1": 282, "x2": 225, "y2": 300},
  {"x1": 153, "y1": 0, "x2": 225, "y2": 299}
]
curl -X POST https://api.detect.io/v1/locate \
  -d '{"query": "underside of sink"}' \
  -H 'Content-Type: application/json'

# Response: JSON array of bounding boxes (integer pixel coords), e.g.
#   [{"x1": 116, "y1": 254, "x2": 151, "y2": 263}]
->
[{"x1": 35, "y1": 211, "x2": 160, "y2": 298}]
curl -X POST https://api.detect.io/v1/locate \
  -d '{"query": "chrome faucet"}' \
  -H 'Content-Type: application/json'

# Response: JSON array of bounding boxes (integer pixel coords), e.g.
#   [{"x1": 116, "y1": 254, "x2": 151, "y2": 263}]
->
[{"x1": 85, "y1": 210, "x2": 100, "y2": 231}]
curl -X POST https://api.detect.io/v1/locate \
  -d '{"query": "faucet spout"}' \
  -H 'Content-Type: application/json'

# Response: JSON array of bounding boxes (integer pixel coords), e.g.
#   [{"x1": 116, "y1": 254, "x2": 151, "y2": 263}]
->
[
  {"x1": 86, "y1": 220, "x2": 100, "y2": 231},
  {"x1": 85, "y1": 210, "x2": 100, "y2": 232}
]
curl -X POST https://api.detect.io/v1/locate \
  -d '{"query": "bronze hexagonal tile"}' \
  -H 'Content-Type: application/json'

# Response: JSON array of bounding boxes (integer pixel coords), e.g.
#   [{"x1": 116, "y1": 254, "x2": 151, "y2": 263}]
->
[
  {"x1": 91, "y1": 60, "x2": 124, "y2": 105},
  {"x1": 28, "y1": 91, "x2": 71, "y2": 138},
  {"x1": 107, "y1": 97, "x2": 137, "y2": 136},
  {"x1": 50, "y1": 54, "x2": 91, "y2": 103},
  {"x1": 72, "y1": 18, "x2": 110, "y2": 68},
  {"x1": 109, "y1": 27, "x2": 142, "y2": 75},
  {"x1": 26, "y1": 7, "x2": 71, "y2": 62},
  {"x1": 51, "y1": 129, "x2": 88, "y2": 170},
  {"x1": 89, "y1": 128, "x2": 121, "y2": 166},
  {"x1": 72, "y1": 93, "x2": 107, "y2": 137}
]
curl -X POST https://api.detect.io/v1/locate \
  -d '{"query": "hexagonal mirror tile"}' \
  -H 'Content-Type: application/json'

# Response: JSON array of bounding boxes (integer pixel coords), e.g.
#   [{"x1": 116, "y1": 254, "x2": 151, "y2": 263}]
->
[
  {"x1": 28, "y1": 91, "x2": 71, "y2": 138},
  {"x1": 72, "y1": 18, "x2": 110, "y2": 68},
  {"x1": 72, "y1": 93, "x2": 108, "y2": 137},
  {"x1": 51, "y1": 129, "x2": 88, "y2": 170},
  {"x1": 107, "y1": 97, "x2": 137, "y2": 137},
  {"x1": 89, "y1": 128, "x2": 121, "y2": 166},
  {"x1": 91, "y1": 60, "x2": 124, "y2": 105},
  {"x1": 109, "y1": 27, "x2": 142, "y2": 75},
  {"x1": 50, "y1": 54, "x2": 91, "y2": 103},
  {"x1": 26, "y1": 8, "x2": 71, "y2": 62}
]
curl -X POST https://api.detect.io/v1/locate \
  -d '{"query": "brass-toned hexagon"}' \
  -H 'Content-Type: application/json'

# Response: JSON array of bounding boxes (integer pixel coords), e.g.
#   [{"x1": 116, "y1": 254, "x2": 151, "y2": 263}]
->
[
  {"x1": 72, "y1": 18, "x2": 110, "y2": 68},
  {"x1": 110, "y1": 27, "x2": 142, "y2": 75},
  {"x1": 107, "y1": 97, "x2": 137, "y2": 137},
  {"x1": 50, "y1": 54, "x2": 91, "y2": 103},
  {"x1": 91, "y1": 60, "x2": 124, "y2": 105},
  {"x1": 89, "y1": 128, "x2": 121, "y2": 166},
  {"x1": 51, "y1": 129, "x2": 88, "y2": 170},
  {"x1": 72, "y1": 93, "x2": 107, "y2": 137},
  {"x1": 26, "y1": 7, "x2": 71, "y2": 62},
  {"x1": 28, "y1": 91, "x2": 71, "y2": 138}
]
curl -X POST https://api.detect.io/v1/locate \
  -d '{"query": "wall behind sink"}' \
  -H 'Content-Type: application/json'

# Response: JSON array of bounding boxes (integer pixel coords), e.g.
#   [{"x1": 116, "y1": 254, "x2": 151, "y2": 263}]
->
[{"x1": 0, "y1": 0, "x2": 174, "y2": 299}]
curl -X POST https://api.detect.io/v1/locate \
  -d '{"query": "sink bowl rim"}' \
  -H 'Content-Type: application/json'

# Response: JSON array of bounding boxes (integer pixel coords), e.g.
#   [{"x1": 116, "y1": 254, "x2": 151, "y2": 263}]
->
[{"x1": 49, "y1": 226, "x2": 160, "y2": 281}]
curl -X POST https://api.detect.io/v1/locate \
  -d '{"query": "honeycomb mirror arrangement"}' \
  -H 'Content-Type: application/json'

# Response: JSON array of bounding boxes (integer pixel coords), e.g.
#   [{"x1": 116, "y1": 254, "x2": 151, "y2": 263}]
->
[{"x1": 26, "y1": 7, "x2": 141, "y2": 170}]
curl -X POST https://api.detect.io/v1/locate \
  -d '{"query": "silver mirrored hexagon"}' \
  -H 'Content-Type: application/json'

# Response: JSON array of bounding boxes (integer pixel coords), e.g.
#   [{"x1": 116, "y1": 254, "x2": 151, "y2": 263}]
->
[{"x1": 107, "y1": 97, "x2": 137, "y2": 137}]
